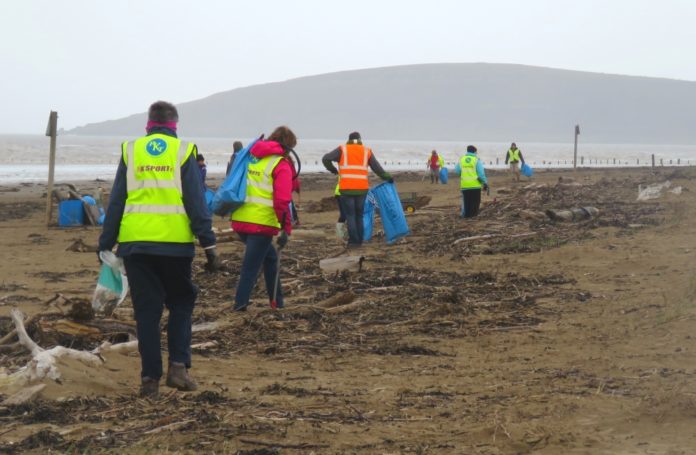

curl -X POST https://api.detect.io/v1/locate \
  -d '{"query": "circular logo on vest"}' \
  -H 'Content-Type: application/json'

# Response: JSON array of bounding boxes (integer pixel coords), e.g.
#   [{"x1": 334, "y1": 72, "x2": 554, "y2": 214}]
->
[
  {"x1": 146, "y1": 138, "x2": 168, "y2": 156},
  {"x1": 465, "y1": 157, "x2": 472, "y2": 163}
]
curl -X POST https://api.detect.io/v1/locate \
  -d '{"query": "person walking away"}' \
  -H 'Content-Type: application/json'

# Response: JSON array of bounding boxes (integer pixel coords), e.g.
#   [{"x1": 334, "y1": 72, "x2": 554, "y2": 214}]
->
[
  {"x1": 457, "y1": 145, "x2": 489, "y2": 218},
  {"x1": 428, "y1": 150, "x2": 441, "y2": 184},
  {"x1": 226, "y1": 141, "x2": 244, "y2": 176},
  {"x1": 505, "y1": 142, "x2": 525, "y2": 182},
  {"x1": 231, "y1": 126, "x2": 295, "y2": 311},
  {"x1": 197, "y1": 153, "x2": 207, "y2": 189},
  {"x1": 322, "y1": 131, "x2": 392, "y2": 248},
  {"x1": 98, "y1": 101, "x2": 220, "y2": 398}
]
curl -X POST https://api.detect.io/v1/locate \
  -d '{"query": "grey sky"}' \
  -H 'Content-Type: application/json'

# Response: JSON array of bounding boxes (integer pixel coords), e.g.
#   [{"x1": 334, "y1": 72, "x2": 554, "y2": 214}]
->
[{"x1": 2, "y1": 0, "x2": 695, "y2": 134}]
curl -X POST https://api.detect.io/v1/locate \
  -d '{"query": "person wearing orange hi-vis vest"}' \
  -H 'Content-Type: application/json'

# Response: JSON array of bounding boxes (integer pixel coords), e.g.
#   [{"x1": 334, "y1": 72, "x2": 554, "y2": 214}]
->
[{"x1": 322, "y1": 132, "x2": 392, "y2": 247}]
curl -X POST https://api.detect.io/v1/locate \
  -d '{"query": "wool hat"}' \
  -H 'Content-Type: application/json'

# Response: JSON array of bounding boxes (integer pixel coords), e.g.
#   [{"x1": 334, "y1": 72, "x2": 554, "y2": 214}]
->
[
  {"x1": 467, "y1": 145, "x2": 477, "y2": 153},
  {"x1": 348, "y1": 131, "x2": 361, "y2": 142}
]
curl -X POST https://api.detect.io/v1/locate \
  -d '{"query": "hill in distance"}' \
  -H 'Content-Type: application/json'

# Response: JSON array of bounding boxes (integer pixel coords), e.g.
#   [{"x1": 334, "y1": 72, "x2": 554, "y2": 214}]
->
[{"x1": 69, "y1": 63, "x2": 696, "y2": 143}]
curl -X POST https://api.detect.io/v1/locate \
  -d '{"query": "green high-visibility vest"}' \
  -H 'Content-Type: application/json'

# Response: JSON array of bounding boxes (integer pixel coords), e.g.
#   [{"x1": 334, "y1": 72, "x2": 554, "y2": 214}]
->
[
  {"x1": 118, "y1": 134, "x2": 196, "y2": 244},
  {"x1": 508, "y1": 148, "x2": 521, "y2": 163},
  {"x1": 460, "y1": 155, "x2": 481, "y2": 189},
  {"x1": 231, "y1": 155, "x2": 283, "y2": 228}
]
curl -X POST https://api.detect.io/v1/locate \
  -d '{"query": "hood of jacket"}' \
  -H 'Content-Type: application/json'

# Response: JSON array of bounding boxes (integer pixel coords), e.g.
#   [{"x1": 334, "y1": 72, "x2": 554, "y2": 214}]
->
[{"x1": 250, "y1": 140, "x2": 284, "y2": 159}]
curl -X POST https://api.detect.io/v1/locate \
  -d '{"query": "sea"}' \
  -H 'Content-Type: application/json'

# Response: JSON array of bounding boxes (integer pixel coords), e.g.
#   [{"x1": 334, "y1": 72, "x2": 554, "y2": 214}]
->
[{"x1": 0, "y1": 135, "x2": 693, "y2": 184}]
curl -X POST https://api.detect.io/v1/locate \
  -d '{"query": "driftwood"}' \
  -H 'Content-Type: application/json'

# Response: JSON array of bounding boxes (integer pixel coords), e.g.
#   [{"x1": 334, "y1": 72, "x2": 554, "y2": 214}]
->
[
  {"x1": 1, "y1": 384, "x2": 47, "y2": 405},
  {"x1": 325, "y1": 300, "x2": 369, "y2": 315},
  {"x1": 545, "y1": 207, "x2": 599, "y2": 221},
  {"x1": 10, "y1": 308, "x2": 103, "y2": 382},
  {"x1": 0, "y1": 310, "x2": 62, "y2": 345},
  {"x1": 319, "y1": 256, "x2": 364, "y2": 273},
  {"x1": 452, "y1": 232, "x2": 536, "y2": 246},
  {"x1": 316, "y1": 291, "x2": 356, "y2": 309}
]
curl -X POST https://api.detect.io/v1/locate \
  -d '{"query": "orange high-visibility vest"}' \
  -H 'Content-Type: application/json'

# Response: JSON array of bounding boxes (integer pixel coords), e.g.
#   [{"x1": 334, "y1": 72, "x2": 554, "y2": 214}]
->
[{"x1": 338, "y1": 144, "x2": 372, "y2": 191}]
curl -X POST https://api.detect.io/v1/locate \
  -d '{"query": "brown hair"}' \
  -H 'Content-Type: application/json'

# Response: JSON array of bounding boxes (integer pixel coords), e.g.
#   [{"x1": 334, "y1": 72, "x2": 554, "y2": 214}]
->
[
  {"x1": 148, "y1": 101, "x2": 179, "y2": 123},
  {"x1": 267, "y1": 126, "x2": 297, "y2": 150}
]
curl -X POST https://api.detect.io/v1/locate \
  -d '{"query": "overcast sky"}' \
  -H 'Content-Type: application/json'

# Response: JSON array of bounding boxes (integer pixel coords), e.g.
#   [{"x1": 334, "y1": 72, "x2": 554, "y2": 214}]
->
[{"x1": 2, "y1": 0, "x2": 695, "y2": 134}]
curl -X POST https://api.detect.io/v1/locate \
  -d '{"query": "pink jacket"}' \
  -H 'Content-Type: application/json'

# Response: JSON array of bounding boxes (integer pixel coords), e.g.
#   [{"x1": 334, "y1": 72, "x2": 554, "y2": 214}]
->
[{"x1": 231, "y1": 140, "x2": 293, "y2": 236}]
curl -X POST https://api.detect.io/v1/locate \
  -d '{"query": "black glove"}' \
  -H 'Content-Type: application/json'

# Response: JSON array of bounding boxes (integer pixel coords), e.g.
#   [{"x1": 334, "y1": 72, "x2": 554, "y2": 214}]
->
[
  {"x1": 277, "y1": 231, "x2": 288, "y2": 249},
  {"x1": 204, "y1": 247, "x2": 221, "y2": 272}
]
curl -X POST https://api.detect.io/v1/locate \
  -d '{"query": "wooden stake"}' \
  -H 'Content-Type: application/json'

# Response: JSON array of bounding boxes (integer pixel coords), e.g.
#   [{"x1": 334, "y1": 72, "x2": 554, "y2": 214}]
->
[{"x1": 45, "y1": 111, "x2": 58, "y2": 226}]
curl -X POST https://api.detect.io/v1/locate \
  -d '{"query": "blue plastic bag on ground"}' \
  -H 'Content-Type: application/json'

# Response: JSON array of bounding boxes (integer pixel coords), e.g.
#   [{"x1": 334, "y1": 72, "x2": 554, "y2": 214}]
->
[
  {"x1": 521, "y1": 163, "x2": 534, "y2": 177},
  {"x1": 371, "y1": 182, "x2": 410, "y2": 244},
  {"x1": 92, "y1": 251, "x2": 129, "y2": 316},
  {"x1": 211, "y1": 136, "x2": 262, "y2": 216},
  {"x1": 363, "y1": 191, "x2": 376, "y2": 241},
  {"x1": 439, "y1": 167, "x2": 448, "y2": 184}
]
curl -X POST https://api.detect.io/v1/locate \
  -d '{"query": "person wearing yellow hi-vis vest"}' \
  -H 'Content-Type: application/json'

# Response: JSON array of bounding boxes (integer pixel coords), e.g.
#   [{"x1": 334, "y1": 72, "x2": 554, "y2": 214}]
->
[
  {"x1": 231, "y1": 126, "x2": 296, "y2": 312},
  {"x1": 505, "y1": 142, "x2": 526, "y2": 182},
  {"x1": 455, "y1": 145, "x2": 489, "y2": 218},
  {"x1": 98, "y1": 101, "x2": 218, "y2": 398}
]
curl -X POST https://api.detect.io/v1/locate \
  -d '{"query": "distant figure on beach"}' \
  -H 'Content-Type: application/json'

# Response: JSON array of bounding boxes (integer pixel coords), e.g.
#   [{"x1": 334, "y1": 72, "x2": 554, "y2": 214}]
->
[
  {"x1": 428, "y1": 150, "x2": 441, "y2": 184},
  {"x1": 456, "y1": 145, "x2": 488, "y2": 218},
  {"x1": 322, "y1": 132, "x2": 392, "y2": 248},
  {"x1": 197, "y1": 153, "x2": 207, "y2": 189},
  {"x1": 97, "y1": 100, "x2": 220, "y2": 398},
  {"x1": 226, "y1": 141, "x2": 244, "y2": 176},
  {"x1": 505, "y1": 142, "x2": 525, "y2": 182}
]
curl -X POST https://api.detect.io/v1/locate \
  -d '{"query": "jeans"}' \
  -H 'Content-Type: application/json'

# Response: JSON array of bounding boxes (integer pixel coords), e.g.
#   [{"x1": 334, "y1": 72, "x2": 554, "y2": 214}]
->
[
  {"x1": 339, "y1": 194, "x2": 366, "y2": 246},
  {"x1": 234, "y1": 233, "x2": 283, "y2": 310},
  {"x1": 123, "y1": 254, "x2": 197, "y2": 380}
]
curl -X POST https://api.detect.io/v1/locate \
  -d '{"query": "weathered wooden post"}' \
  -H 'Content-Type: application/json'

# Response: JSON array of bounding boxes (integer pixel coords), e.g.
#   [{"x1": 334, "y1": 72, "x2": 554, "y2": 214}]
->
[
  {"x1": 651, "y1": 154, "x2": 655, "y2": 168},
  {"x1": 573, "y1": 124, "x2": 580, "y2": 169},
  {"x1": 45, "y1": 111, "x2": 58, "y2": 226}
]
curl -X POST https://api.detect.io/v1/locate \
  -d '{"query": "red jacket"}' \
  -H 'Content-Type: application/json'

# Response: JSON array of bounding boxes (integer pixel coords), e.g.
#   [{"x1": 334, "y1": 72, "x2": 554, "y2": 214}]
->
[
  {"x1": 429, "y1": 154, "x2": 440, "y2": 170},
  {"x1": 231, "y1": 140, "x2": 293, "y2": 236}
]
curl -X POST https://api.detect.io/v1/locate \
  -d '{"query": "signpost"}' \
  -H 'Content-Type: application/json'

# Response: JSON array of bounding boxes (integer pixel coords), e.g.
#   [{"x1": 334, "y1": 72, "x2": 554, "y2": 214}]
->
[
  {"x1": 573, "y1": 124, "x2": 580, "y2": 170},
  {"x1": 45, "y1": 111, "x2": 58, "y2": 226}
]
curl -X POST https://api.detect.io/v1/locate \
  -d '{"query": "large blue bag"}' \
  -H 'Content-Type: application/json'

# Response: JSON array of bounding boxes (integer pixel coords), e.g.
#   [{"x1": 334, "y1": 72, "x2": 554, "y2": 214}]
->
[
  {"x1": 211, "y1": 136, "x2": 262, "y2": 216},
  {"x1": 363, "y1": 191, "x2": 376, "y2": 241},
  {"x1": 371, "y1": 182, "x2": 410, "y2": 244},
  {"x1": 439, "y1": 167, "x2": 448, "y2": 184},
  {"x1": 521, "y1": 162, "x2": 534, "y2": 177}
]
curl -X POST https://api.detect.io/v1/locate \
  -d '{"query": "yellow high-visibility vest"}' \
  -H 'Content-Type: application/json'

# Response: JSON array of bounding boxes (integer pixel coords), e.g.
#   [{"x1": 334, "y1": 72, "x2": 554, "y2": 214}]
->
[
  {"x1": 118, "y1": 134, "x2": 195, "y2": 243},
  {"x1": 508, "y1": 148, "x2": 521, "y2": 163},
  {"x1": 231, "y1": 155, "x2": 283, "y2": 228},
  {"x1": 460, "y1": 155, "x2": 481, "y2": 189}
]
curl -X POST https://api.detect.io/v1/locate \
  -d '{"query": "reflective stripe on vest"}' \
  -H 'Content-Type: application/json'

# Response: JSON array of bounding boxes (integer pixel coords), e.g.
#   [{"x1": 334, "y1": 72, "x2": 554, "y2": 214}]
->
[
  {"x1": 460, "y1": 155, "x2": 481, "y2": 189},
  {"x1": 118, "y1": 134, "x2": 195, "y2": 244},
  {"x1": 508, "y1": 148, "x2": 521, "y2": 163},
  {"x1": 338, "y1": 144, "x2": 371, "y2": 191},
  {"x1": 231, "y1": 155, "x2": 283, "y2": 228}
]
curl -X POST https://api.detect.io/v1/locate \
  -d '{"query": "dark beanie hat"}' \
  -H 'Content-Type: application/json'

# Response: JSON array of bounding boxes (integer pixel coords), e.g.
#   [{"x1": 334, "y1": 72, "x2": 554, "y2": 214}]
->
[
  {"x1": 233, "y1": 141, "x2": 243, "y2": 153},
  {"x1": 467, "y1": 145, "x2": 477, "y2": 153},
  {"x1": 197, "y1": 154, "x2": 205, "y2": 161},
  {"x1": 348, "y1": 131, "x2": 361, "y2": 142}
]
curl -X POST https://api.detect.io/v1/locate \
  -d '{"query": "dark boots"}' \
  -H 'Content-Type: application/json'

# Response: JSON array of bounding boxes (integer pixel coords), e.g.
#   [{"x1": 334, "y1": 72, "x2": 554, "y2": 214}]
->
[{"x1": 166, "y1": 362, "x2": 198, "y2": 391}]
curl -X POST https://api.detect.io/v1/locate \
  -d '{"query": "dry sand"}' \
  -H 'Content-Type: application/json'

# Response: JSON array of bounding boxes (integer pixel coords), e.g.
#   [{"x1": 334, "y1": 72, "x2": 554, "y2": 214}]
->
[{"x1": 0, "y1": 166, "x2": 695, "y2": 454}]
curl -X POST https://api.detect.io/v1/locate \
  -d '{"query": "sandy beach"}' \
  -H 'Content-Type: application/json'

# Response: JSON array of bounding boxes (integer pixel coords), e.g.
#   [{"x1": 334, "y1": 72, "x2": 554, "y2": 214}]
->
[{"x1": 1, "y1": 166, "x2": 695, "y2": 453}]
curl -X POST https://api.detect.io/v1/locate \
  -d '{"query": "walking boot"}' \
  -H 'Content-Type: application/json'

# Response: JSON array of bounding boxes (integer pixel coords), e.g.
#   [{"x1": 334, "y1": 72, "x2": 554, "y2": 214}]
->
[
  {"x1": 166, "y1": 362, "x2": 198, "y2": 391},
  {"x1": 140, "y1": 377, "x2": 160, "y2": 398}
]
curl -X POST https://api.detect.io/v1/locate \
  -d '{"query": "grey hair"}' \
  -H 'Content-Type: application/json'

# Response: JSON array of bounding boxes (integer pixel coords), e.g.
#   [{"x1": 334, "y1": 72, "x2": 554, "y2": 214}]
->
[{"x1": 148, "y1": 101, "x2": 179, "y2": 123}]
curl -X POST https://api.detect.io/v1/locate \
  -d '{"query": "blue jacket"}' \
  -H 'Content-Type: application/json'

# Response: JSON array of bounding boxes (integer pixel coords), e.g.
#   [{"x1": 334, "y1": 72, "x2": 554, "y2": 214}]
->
[
  {"x1": 98, "y1": 128, "x2": 216, "y2": 257},
  {"x1": 454, "y1": 152, "x2": 488, "y2": 186}
]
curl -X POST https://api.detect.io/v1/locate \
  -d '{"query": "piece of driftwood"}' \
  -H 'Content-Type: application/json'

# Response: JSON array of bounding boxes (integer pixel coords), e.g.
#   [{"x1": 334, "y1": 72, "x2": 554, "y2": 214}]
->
[
  {"x1": 0, "y1": 310, "x2": 62, "y2": 345},
  {"x1": 65, "y1": 238, "x2": 98, "y2": 252},
  {"x1": 452, "y1": 232, "x2": 536, "y2": 246},
  {"x1": 319, "y1": 256, "x2": 364, "y2": 273},
  {"x1": 1, "y1": 384, "x2": 46, "y2": 405},
  {"x1": 316, "y1": 291, "x2": 356, "y2": 309},
  {"x1": 545, "y1": 207, "x2": 599, "y2": 221},
  {"x1": 92, "y1": 340, "x2": 138, "y2": 356},
  {"x1": 325, "y1": 300, "x2": 369, "y2": 315},
  {"x1": 10, "y1": 308, "x2": 103, "y2": 382}
]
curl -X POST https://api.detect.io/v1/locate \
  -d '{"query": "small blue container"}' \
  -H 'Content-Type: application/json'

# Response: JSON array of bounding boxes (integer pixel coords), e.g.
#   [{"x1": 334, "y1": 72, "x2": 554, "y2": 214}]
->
[{"x1": 58, "y1": 200, "x2": 84, "y2": 226}]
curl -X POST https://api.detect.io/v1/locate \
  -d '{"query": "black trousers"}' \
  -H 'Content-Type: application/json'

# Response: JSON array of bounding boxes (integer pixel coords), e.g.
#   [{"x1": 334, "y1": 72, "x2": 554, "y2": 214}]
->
[
  {"x1": 123, "y1": 254, "x2": 197, "y2": 380},
  {"x1": 461, "y1": 189, "x2": 482, "y2": 218}
]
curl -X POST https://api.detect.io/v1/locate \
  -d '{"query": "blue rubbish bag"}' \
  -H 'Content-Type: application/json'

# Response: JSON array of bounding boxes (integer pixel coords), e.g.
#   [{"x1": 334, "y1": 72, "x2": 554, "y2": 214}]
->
[
  {"x1": 211, "y1": 135, "x2": 262, "y2": 216},
  {"x1": 439, "y1": 167, "x2": 448, "y2": 184},
  {"x1": 371, "y1": 182, "x2": 410, "y2": 244},
  {"x1": 92, "y1": 251, "x2": 129, "y2": 315},
  {"x1": 204, "y1": 188, "x2": 215, "y2": 213},
  {"x1": 521, "y1": 163, "x2": 534, "y2": 177},
  {"x1": 363, "y1": 191, "x2": 376, "y2": 241}
]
